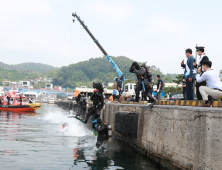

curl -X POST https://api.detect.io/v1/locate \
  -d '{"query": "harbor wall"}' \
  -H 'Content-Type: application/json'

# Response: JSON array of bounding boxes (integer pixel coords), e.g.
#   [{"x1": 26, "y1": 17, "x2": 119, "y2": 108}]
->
[{"x1": 57, "y1": 101, "x2": 222, "y2": 170}]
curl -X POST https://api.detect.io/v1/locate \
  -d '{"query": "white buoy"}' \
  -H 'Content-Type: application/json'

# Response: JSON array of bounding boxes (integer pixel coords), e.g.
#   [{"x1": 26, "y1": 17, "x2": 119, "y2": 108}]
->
[{"x1": 108, "y1": 124, "x2": 112, "y2": 137}]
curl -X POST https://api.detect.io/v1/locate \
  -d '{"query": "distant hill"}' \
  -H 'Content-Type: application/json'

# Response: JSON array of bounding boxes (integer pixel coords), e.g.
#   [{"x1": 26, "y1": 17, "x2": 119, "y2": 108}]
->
[
  {"x1": 0, "y1": 62, "x2": 58, "y2": 73},
  {"x1": 52, "y1": 56, "x2": 173, "y2": 88},
  {"x1": 0, "y1": 57, "x2": 178, "y2": 87}
]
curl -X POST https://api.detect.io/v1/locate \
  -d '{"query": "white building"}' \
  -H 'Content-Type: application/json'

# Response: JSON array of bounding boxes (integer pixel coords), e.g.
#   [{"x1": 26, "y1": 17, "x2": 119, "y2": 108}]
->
[
  {"x1": 0, "y1": 86, "x2": 4, "y2": 96},
  {"x1": 23, "y1": 91, "x2": 39, "y2": 99},
  {"x1": 21, "y1": 81, "x2": 31, "y2": 88},
  {"x1": 45, "y1": 83, "x2": 53, "y2": 90}
]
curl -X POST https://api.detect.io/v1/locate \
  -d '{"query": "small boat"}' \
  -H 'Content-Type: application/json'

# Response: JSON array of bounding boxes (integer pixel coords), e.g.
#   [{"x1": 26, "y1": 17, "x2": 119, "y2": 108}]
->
[
  {"x1": 48, "y1": 99, "x2": 55, "y2": 104},
  {"x1": 0, "y1": 91, "x2": 41, "y2": 112}
]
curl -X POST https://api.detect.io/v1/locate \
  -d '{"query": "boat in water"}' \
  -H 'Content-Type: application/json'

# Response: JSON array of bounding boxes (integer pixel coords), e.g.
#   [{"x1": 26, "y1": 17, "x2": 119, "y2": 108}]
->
[
  {"x1": 48, "y1": 98, "x2": 55, "y2": 104},
  {"x1": 0, "y1": 91, "x2": 41, "y2": 112}
]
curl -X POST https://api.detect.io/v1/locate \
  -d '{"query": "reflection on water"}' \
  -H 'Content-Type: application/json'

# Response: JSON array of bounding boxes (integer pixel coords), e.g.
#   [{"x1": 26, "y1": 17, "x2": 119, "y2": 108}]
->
[{"x1": 0, "y1": 104, "x2": 172, "y2": 170}]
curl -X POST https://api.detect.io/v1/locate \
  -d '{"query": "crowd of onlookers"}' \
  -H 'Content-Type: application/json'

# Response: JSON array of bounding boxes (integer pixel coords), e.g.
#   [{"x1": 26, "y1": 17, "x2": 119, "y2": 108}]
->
[{"x1": 180, "y1": 46, "x2": 222, "y2": 107}]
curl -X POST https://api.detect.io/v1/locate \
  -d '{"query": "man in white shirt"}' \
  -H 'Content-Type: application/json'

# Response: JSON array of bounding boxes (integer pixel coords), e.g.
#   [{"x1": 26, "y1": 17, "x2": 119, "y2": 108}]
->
[{"x1": 196, "y1": 61, "x2": 222, "y2": 107}]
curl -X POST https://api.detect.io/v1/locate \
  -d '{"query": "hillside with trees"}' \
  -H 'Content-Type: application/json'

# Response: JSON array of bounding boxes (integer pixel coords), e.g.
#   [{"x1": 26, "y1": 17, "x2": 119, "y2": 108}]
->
[
  {"x1": 0, "y1": 56, "x2": 179, "y2": 88},
  {"x1": 52, "y1": 56, "x2": 177, "y2": 88},
  {"x1": 0, "y1": 62, "x2": 58, "y2": 85},
  {"x1": 0, "y1": 62, "x2": 58, "y2": 73}
]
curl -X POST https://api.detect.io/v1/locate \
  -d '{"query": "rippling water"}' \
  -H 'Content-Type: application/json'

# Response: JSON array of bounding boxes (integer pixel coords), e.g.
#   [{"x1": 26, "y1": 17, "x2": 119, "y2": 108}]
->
[{"x1": 0, "y1": 104, "x2": 171, "y2": 170}]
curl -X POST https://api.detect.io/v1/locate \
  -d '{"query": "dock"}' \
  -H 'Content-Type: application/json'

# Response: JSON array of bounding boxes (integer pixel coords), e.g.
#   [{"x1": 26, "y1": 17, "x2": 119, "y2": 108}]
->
[{"x1": 57, "y1": 100, "x2": 222, "y2": 170}]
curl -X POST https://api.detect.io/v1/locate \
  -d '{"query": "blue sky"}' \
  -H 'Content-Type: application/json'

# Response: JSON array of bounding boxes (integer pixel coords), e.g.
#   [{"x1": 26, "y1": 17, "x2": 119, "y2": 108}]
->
[{"x1": 0, "y1": 0, "x2": 222, "y2": 74}]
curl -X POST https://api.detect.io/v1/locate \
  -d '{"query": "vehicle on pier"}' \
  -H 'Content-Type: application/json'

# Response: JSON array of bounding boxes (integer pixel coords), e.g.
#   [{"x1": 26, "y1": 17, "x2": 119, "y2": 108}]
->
[
  {"x1": 0, "y1": 91, "x2": 41, "y2": 112},
  {"x1": 122, "y1": 83, "x2": 159, "y2": 97}
]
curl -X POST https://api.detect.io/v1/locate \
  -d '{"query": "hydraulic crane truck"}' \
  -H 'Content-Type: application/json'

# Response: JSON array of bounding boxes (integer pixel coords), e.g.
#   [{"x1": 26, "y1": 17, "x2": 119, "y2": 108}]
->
[{"x1": 72, "y1": 13, "x2": 126, "y2": 89}]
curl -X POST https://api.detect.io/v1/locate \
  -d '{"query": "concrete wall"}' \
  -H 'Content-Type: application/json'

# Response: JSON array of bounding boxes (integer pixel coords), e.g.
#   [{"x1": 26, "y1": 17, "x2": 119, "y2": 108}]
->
[
  {"x1": 103, "y1": 103, "x2": 222, "y2": 170},
  {"x1": 57, "y1": 101, "x2": 222, "y2": 170}
]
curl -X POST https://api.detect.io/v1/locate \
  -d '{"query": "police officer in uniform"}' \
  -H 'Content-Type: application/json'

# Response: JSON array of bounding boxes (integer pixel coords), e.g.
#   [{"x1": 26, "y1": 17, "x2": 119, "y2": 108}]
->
[
  {"x1": 84, "y1": 87, "x2": 104, "y2": 124},
  {"x1": 196, "y1": 61, "x2": 222, "y2": 107},
  {"x1": 193, "y1": 46, "x2": 209, "y2": 100},
  {"x1": 129, "y1": 62, "x2": 155, "y2": 103}
]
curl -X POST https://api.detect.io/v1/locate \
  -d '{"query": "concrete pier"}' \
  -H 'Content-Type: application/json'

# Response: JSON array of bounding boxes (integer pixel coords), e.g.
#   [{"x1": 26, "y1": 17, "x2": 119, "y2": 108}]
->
[{"x1": 57, "y1": 100, "x2": 222, "y2": 170}]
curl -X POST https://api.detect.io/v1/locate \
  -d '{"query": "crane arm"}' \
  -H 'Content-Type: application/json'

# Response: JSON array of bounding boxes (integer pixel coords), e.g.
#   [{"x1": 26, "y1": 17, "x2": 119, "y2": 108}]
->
[{"x1": 72, "y1": 13, "x2": 126, "y2": 81}]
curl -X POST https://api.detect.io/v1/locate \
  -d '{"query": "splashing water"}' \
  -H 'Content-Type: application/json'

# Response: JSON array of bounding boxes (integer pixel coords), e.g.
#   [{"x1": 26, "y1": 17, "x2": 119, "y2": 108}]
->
[{"x1": 43, "y1": 109, "x2": 92, "y2": 137}]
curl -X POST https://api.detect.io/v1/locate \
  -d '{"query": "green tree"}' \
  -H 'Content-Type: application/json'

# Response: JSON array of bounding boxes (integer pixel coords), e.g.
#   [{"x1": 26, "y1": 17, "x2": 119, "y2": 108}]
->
[
  {"x1": 163, "y1": 86, "x2": 183, "y2": 94},
  {"x1": 172, "y1": 74, "x2": 184, "y2": 86}
]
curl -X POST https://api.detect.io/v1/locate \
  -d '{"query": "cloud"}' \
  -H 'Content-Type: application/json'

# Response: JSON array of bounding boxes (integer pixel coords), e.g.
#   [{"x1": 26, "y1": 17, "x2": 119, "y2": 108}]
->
[{"x1": 83, "y1": 1, "x2": 134, "y2": 23}]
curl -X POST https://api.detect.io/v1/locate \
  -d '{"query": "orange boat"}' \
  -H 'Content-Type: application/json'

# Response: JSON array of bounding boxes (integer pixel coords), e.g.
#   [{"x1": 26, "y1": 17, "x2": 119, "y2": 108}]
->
[{"x1": 0, "y1": 91, "x2": 41, "y2": 112}]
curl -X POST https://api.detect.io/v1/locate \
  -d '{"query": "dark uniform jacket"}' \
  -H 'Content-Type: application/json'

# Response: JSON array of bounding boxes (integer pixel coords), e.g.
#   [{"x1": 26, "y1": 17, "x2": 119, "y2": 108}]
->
[
  {"x1": 195, "y1": 54, "x2": 209, "y2": 68},
  {"x1": 90, "y1": 92, "x2": 104, "y2": 109},
  {"x1": 130, "y1": 65, "x2": 153, "y2": 87},
  {"x1": 93, "y1": 123, "x2": 108, "y2": 140}
]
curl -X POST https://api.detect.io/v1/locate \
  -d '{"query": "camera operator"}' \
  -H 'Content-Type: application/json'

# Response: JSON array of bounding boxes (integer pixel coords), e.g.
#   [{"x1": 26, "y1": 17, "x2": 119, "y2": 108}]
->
[{"x1": 196, "y1": 61, "x2": 222, "y2": 107}]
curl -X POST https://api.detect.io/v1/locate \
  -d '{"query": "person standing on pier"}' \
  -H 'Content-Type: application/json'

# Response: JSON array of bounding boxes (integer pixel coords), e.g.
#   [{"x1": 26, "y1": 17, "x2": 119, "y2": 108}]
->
[
  {"x1": 129, "y1": 62, "x2": 155, "y2": 103},
  {"x1": 112, "y1": 89, "x2": 117, "y2": 100},
  {"x1": 193, "y1": 46, "x2": 209, "y2": 100},
  {"x1": 156, "y1": 75, "x2": 163, "y2": 101},
  {"x1": 116, "y1": 78, "x2": 123, "y2": 97},
  {"x1": 181, "y1": 48, "x2": 195, "y2": 100}
]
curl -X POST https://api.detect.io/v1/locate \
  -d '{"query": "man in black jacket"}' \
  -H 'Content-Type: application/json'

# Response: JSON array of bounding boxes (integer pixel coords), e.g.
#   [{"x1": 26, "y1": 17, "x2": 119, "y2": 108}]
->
[
  {"x1": 193, "y1": 46, "x2": 209, "y2": 100},
  {"x1": 76, "y1": 94, "x2": 87, "y2": 117},
  {"x1": 93, "y1": 118, "x2": 108, "y2": 148},
  {"x1": 84, "y1": 88, "x2": 104, "y2": 124},
  {"x1": 129, "y1": 62, "x2": 155, "y2": 103},
  {"x1": 116, "y1": 78, "x2": 123, "y2": 97}
]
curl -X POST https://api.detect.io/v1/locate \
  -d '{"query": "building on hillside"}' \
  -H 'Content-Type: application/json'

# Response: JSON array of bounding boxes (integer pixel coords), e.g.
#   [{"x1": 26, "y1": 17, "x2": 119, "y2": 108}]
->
[
  {"x1": 9, "y1": 82, "x2": 20, "y2": 88},
  {"x1": 57, "y1": 86, "x2": 62, "y2": 91},
  {"x1": 21, "y1": 81, "x2": 31, "y2": 88},
  {"x1": 45, "y1": 83, "x2": 53, "y2": 90},
  {"x1": 44, "y1": 77, "x2": 52, "y2": 82},
  {"x1": 54, "y1": 87, "x2": 61, "y2": 91},
  {"x1": 3, "y1": 81, "x2": 10, "y2": 85}
]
